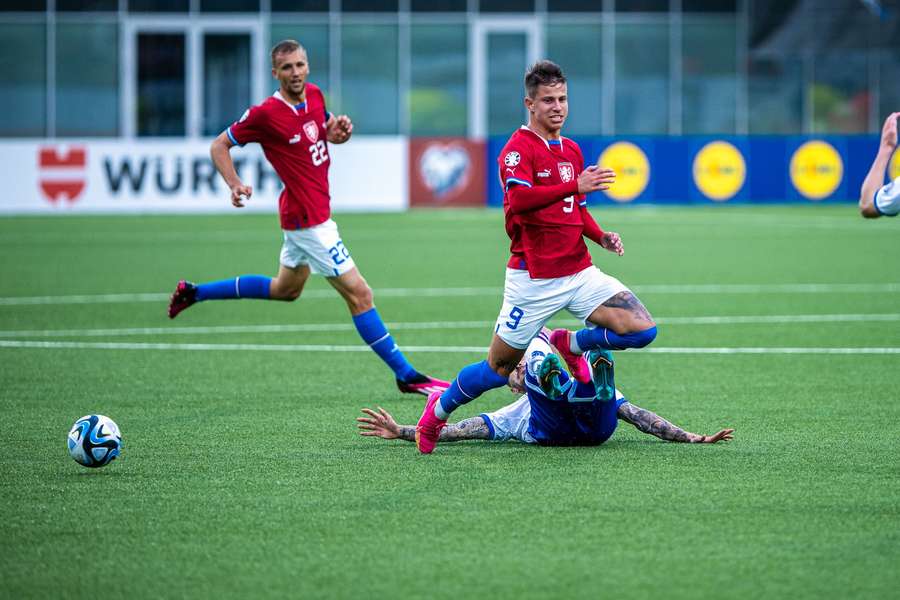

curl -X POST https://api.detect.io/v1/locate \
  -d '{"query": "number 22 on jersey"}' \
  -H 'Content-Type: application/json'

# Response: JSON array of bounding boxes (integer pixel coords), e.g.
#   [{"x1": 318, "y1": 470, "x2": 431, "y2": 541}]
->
[{"x1": 310, "y1": 140, "x2": 329, "y2": 166}]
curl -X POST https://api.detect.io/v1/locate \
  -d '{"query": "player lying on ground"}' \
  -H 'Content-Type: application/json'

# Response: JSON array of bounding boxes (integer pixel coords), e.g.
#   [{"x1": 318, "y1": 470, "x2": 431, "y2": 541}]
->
[
  {"x1": 415, "y1": 60, "x2": 658, "y2": 452},
  {"x1": 167, "y1": 39, "x2": 447, "y2": 396},
  {"x1": 363, "y1": 330, "x2": 733, "y2": 447},
  {"x1": 860, "y1": 111, "x2": 900, "y2": 218}
]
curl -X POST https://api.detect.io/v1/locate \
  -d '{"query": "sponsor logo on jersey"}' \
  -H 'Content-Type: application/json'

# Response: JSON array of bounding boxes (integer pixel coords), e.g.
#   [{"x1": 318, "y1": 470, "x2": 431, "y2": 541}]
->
[
  {"x1": 38, "y1": 146, "x2": 87, "y2": 204},
  {"x1": 598, "y1": 142, "x2": 650, "y2": 202},
  {"x1": 303, "y1": 121, "x2": 319, "y2": 143},
  {"x1": 504, "y1": 151, "x2": 521, "y2": 167},
  {"x1": 789, "y1": 140, "x2": 843, "y2": 200},
  {"x1": 557, "y1": 162, "x2": 574, "y2": 183},
  {"x1": 419, "y1": 143, "x2": 470, "y2": 198},
  {"x1": 693, "y1": 141, "x2": 746, "y2": 201},
  {"x1": 537, "y1": 169, "x2": 551, "y2": 178}
]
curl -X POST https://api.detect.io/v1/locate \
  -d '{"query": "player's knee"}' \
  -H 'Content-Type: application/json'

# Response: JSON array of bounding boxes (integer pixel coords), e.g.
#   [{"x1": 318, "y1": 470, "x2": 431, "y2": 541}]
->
[
  {"x1": 488, "y1": 356, "x2": 518, "y2": 377},
  {"x1": 347, "y1": 283, "x2": 373, "y2": 313},
  {"x1": 630, "y1": 325, "x2": 657, "y2": 348},
  {"x1": 272, "y1": 281, "x2": 303, "y2": 301}
]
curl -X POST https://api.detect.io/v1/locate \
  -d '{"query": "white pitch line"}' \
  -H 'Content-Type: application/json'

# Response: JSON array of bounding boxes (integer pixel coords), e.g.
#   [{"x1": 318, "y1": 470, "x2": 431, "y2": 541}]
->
[
  {"x1": 0, "y1": 340, "x2": 898, "y2": 355},
  {"x1": 1, "y1": 283, "x2": 900, "y2": 306},
  {"x1": 0, "y1": 313, "x2": 897, "y2": 339}
]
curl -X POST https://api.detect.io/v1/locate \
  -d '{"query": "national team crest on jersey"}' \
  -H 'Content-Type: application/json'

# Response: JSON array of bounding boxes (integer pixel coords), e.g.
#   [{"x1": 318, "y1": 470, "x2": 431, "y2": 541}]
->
[
  {"x1": 303, "y1": 121, "x2": 319, "y2": 143},
  {"x1": 504, "y1": 151, "x2": 521, "y2": 167},
  {"x1": 558, "y1": 162, "x2": 574, "y2": 183}
]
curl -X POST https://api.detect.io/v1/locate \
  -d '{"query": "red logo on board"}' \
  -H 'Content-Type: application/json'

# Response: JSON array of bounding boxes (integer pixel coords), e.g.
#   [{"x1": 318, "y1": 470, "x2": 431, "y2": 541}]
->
[{"x1": 38, "y1": 146, "x2": 87, "y2": 203}]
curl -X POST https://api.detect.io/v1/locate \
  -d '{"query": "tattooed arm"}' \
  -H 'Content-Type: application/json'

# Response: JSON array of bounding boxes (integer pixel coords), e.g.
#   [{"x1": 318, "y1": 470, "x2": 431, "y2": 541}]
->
[
  {"x1": 617, "y1": 402, "x2": 734, "y2": 444},
  {"x1": 358, "y1": 407, "x2": 492, "y2": 442}
]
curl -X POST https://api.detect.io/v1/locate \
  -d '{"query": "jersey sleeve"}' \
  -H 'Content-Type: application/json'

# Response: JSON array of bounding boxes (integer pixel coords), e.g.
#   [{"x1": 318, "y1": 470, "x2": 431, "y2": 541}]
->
[
  {"x1": 225, "y1": 105, "x2": 266, "y2": 147},
  {"x1": 572, "y1": 142, "x2": 587, "y2": 206},
  {"x1": 874, "y1": 177, "x2": 900, "y2": 217},
  {"x1": 499, "y1": 141, "x2": 535, "y2": 191}
]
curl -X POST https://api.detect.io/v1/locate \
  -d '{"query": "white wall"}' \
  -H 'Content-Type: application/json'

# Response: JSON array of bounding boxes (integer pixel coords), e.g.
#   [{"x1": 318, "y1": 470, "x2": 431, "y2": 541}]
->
[{"x1": 1, "y1": 137, "x2": 407, "y2": 214}]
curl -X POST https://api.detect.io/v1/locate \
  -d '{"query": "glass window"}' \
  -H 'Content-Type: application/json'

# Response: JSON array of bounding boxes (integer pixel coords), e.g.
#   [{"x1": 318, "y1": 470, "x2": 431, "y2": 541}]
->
[
  {"x1": 747, "y1": 54, "x2": 803, "y2": 134},
  {"x1": 0, "y1": 23, "x2": 45, "y2": 136},
  {"x1": 487, "y1": 32, "x2": 527, "y2": 136},
  {"x1": 269, "y1": 25, "x2": 329, "y2": 98},
  {"x1": 271, "y1": 0, "x2": 328, "y2": 11},
  {"x1": 411, "y1": 0, "x2": 466, "y2": 11},
  {"x1": 615, "y1": 22, "x2": 668, "y2": 134},
  {"x1": 56, "y1": 23, "x2": 118, "y2": 136},
  {"x1": 547, "y1": 23, "x2": 602, "y2": 135},
  {"x1": 200, "y1": 0, "x2": 259, "y2": 11},
  {"x1": 203, "y1": 33, "x2": 251, "y2": 136},
  {"x1": 341, "y1": 0, "x2": 398, "y2": 11},
  {"x1": 341, "y1": 24, "x2": 398, "y2": 134},
  {"x1": 683, "y1": 0, "x2": 736, "y2": 12},
  {"x1": 812, "y1": 51, "x2": 869, "y2": 134},
  {"x1": 0, "y1": 1, "x2": 46, "y2": 10},
  {"x1": 137, "y1": 33, "x2": 185, "y2": 136},
  {"x1": 128, "y1": 0, "x2": 188, "y2": 12},
  {"x1": 410, "y1": 24, "x2": 468, "y2": 136},
  {"x1": 57, "y1": 0, "x2": 118, "y2": 10},
  {"x1": 548, "y1": 0, "x2": 603, "y2": 11},
  {"x1": 615, "y1": 0, "x2": 667, "y2": 12},
  {"x1": 479, "y1": 0, "x2": 534, "y2": 12},
  {"x1": 682, "y1": 17, "x2": 737, "y2": 134},
  {"x1": 878, "y1": 28, "x2": 900, "y2": 130}
]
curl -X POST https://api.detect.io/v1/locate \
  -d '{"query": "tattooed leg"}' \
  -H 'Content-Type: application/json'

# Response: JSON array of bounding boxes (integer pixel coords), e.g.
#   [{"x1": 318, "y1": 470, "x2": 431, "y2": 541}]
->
[{"x1": 600, "y1": 291, "x2": 654, "y2": 326}]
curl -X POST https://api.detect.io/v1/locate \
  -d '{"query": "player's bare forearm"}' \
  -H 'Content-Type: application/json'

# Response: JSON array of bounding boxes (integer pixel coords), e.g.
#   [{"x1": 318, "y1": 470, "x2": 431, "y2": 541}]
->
[
  {"x1": 210, "y1": 133, "x2": 243, "y2": 189},
  {"x1": 393, "y1": 418, "x2": 492, "y2": 443},
  {"x1": 860, "y1": 146, "x2": 893, "y2": 218},
  {"x1": 617, "y1": 402, "x2": 701, "y2": 443}
]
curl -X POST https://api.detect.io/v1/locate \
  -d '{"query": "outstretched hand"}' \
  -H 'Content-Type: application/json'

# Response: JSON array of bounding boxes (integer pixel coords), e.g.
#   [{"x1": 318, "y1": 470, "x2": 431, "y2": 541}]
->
[
  {"x1": 577, "y1": 165, "x2": 615, "y2": 195},
  {"x1": 357, "y1": 406, "x2": 400, "y2": 439},
  {"x1": 600, "y1": 231, "x2": 624, "y2": 256},
  {"x1": 694, "y1": 428, "x2": 734, "y2": 444}
]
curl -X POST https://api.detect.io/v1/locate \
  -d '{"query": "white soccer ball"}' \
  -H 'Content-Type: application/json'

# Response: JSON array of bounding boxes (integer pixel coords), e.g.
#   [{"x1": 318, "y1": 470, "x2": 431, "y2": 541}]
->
[{"x1": 67, "y1": 415, "x2": 122, "y2": 468}]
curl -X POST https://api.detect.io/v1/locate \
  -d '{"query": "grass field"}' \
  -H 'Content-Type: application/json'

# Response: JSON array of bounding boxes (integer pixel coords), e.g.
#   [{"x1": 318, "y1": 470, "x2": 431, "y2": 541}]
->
[{"x1": 1, "y1": 205, "x2": 898, "y2": 599}]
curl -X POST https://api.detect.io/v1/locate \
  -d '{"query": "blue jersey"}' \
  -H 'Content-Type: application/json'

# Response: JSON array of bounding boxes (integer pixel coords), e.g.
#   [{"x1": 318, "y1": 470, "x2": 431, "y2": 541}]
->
[{"x1": 522, "y1": 334, "x2": 624, "y2": 446}]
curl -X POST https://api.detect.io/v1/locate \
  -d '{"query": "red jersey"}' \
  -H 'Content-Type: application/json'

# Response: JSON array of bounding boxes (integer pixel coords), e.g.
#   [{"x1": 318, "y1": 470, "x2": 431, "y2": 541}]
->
[
  {"x1": 227, "y1": 84, "x2": 332, "y2": 230},
  {"x1": 498, "y1": 126, "x2": 592, "y2": 279}
]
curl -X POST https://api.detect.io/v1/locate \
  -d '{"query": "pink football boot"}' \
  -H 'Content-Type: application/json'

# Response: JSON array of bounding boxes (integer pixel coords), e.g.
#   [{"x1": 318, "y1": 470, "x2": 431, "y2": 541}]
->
[
  {"x1": 397, "y1": 375, "x2": 450, "y2": 396},
  {"x1": 415, "y1": 391, "x2": 447, "y2": 454},
  {"x1": 549, "y1": 328, "x2": 592, "y2": 384}
]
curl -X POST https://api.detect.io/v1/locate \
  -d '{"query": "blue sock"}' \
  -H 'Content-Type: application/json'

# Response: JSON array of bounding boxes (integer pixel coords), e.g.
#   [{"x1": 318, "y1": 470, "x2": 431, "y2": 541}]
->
[
  {"x1": 195, "y1": 275, "x2": 271, "y2": 301},
  {"x1": 439, "y1": 360, "x2": 510, "y2": 415},
  {"x1": 575, "y1": 325, "x2": 657, "y2": 351},
  {"x1": 352, "y1": 308, "x2": 417, "y2": 381}
]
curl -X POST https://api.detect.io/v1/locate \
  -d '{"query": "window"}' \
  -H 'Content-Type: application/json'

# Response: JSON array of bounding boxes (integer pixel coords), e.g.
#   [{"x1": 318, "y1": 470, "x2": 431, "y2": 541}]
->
[
  {"x1": 128, "y1": 0, "x2": 188, "y2": 12},
  {"x1": 57, "y1": 0, "x2": 118, "y2": 10},
  {"x1": 682, "y1": 17, "x2": 737, "y2": 134},
  {"x1": 341, "y1": 0, "x2": 398, "y2": 11},
  {"x1": 270, "y1": 0, "x2": 329, "y2": 11},
  {"x1": 410, "y1": 24, "x2": 468, "y2": 135},
  {"x1": 203, "y1": 34, "x2": 251, "y2": 136},
  {"x1": 0, "y1": 23, "x2": 46, "y2": 136},
  {"x1": 479, "y1": 0, "x2": 535, "y2": 12},
  {"x1": 199, "y1": 0, "x2": 260, "y2": 12},
  {"x1": 547, "y1": 23, "x2": 603, "y2": 135},
  {"x1": 548, "y1": 0, "x2": 603, "y2": 11},
  {"x1": 615, "y1": 22, "x2": 669, "y2": 134},
  {"x1": 411, "y1": 0, "x2": 466, "y2": 11},
  {"x1": 137, "y1": 33, "x2": 186, "y2": 136},
  {"x1": 0, "y1": 1, "x2": 46, "y2": 11},
  {"x1": 56, "y1": 23, "x2": 119, "y2": 136},
  {"x1": 341, "y1": 24, "x2": 398, "y2": 134}
]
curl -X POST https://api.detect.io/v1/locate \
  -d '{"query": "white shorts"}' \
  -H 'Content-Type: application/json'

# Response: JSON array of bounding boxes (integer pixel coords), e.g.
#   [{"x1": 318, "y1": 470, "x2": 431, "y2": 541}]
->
[
  {"x1": 494, "y1": 266, "x2": 629, "y2": 349},
  {"x1": 481, "y1": 396, "x2": 537, "y2": 444},
  {"x1": 874, "y1": 178, "x2": 900, "y2": 216},
  {"x1": 279, "y1": 219, "x2": 357, "y2": 277}
]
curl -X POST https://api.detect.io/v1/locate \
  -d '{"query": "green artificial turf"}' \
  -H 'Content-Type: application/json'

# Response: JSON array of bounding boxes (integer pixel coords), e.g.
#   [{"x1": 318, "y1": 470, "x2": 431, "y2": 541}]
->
[{"x1": 1, "y1": 205, "x2": 898, "y2": 599}]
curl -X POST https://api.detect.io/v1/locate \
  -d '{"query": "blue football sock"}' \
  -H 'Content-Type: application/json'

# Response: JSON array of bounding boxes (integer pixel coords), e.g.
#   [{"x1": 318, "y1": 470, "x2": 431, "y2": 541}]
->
[
  {"x1": 195, "y1": 275, "x2": 271, "y2": 301},
  {"x1": 438, "y1": 360, "x2": 510, "y2": 415},
  {"x1": 575, "y1": 325, "x2": 657, "y2": 351},
  {"x1": 352, "y1": 308, "x2": 417, "y2": 381}
]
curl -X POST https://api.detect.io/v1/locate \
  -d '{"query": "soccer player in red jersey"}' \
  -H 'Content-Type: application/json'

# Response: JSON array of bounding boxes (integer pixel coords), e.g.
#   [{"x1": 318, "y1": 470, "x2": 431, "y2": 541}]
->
[
  {"x1": 416, "y1": 60, "x2": 658, "y2": 452},
  {"x1": 167, "y1": 39, "x2": 448, "y2": 396}
]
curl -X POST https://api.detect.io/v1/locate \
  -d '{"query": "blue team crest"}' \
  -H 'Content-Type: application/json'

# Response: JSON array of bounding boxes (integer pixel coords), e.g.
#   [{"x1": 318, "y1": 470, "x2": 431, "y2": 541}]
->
[{"x1": 419, "y1": 143, "x2": 470, "y2": 198}]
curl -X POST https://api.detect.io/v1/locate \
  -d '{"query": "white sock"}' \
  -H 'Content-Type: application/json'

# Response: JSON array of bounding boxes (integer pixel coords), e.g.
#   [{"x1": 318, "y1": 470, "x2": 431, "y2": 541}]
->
[
  {"x1": 570, "y1": 332, "x2": 583, "y2": 355},
  {"x1": 433, "y1": 401, "x2": 450, "y2": 420}
]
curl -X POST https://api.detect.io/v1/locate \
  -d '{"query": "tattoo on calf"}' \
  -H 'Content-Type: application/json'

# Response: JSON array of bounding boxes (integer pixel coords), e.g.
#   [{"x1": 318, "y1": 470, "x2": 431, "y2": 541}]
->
[
  {"x1": 617, "y1": 403, "x2": 697, "y2": 443},
  {"x1": 602, "y1": 292, "x2": 654, "y2": 323}
]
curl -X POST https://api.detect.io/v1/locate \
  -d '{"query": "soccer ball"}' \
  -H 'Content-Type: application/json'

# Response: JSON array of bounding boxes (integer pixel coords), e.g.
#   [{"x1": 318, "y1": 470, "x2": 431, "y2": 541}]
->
[{"x1": 67, "y1": 414, "x2": 122, "y2": 468}]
